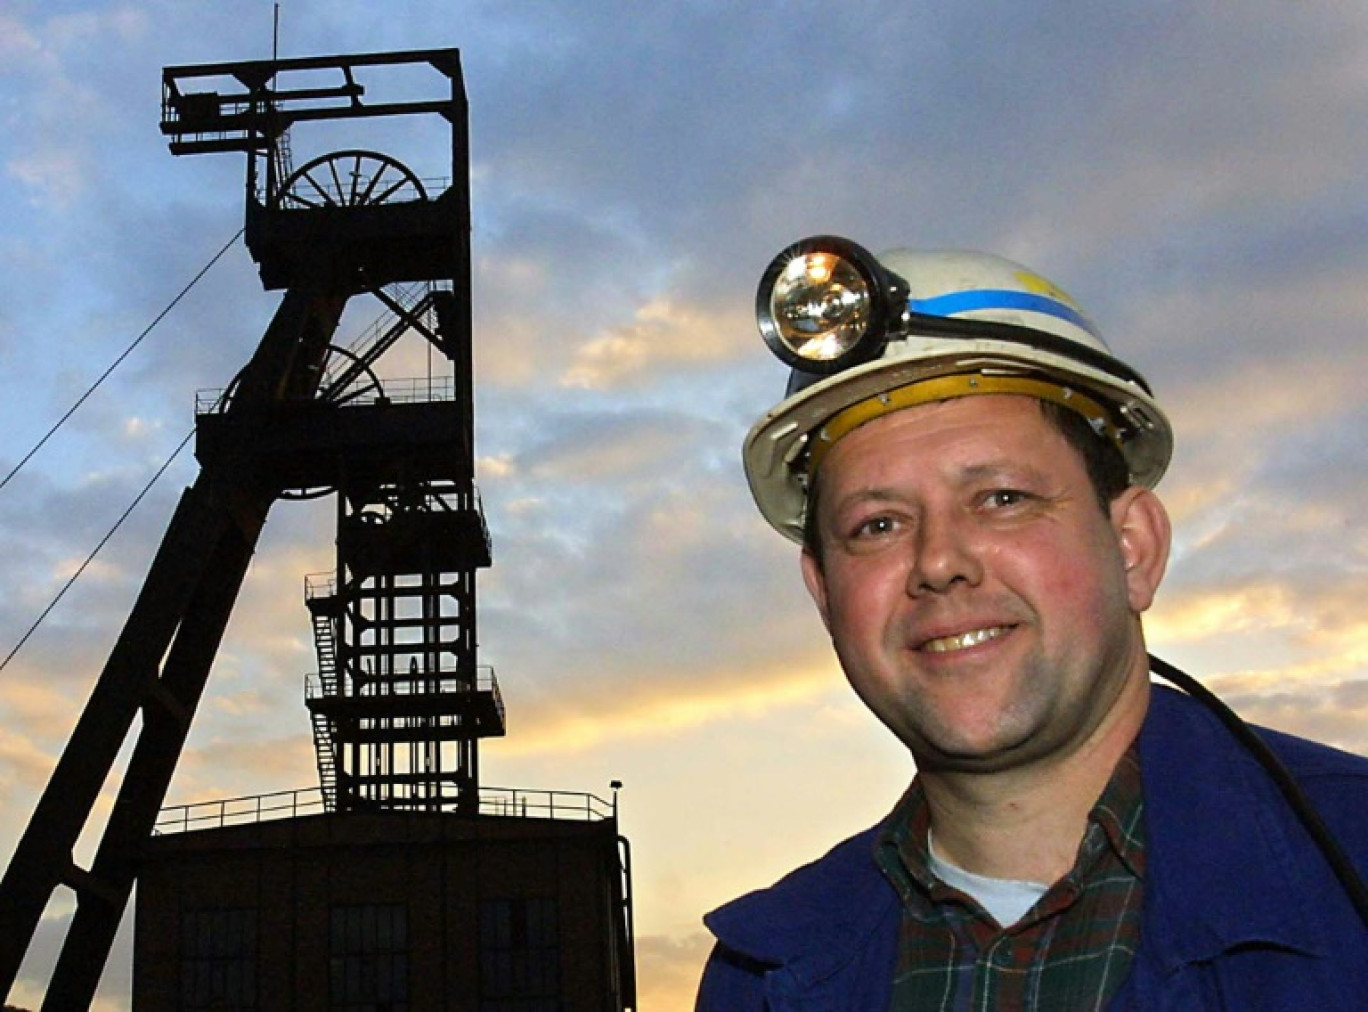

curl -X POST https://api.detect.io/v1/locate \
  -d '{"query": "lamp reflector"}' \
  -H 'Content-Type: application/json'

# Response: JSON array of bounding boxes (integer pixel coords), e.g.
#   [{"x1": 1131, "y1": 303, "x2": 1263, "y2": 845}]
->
[{"x1": 767, "y1": 251, "x2": 872, "y2": 362}]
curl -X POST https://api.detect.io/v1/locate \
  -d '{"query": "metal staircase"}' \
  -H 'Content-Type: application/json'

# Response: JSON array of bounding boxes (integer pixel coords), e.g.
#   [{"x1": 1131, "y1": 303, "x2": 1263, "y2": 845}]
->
[
  {"x1": 318, "y1": 284, "x2": 441, "y2": 405},
  {"x1": 305, "y1": 576, "x2": 342, "y2": 810}
]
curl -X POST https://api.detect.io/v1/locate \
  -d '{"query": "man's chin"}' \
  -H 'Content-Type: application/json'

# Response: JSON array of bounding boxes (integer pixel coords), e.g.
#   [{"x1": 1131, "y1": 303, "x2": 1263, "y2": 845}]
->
[{"x1": 904, "y1": 722, "x2": 1043, "y2": 774}]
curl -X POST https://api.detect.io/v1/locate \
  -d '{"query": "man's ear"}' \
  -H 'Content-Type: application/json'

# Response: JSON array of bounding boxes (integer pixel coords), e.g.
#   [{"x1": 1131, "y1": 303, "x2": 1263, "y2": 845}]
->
[
  {"x1": 800, "y1": 549, "x2": 833, "y2": 634},
  {"x1": 1110, "y1": 486, "x2": 1171, "y2": 613}
]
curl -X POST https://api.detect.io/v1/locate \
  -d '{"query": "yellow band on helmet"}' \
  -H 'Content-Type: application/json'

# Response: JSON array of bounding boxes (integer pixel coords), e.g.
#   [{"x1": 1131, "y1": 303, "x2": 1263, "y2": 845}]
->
[{"x1": 806, "y1": 373, "x2": 1122, "y2": 475}]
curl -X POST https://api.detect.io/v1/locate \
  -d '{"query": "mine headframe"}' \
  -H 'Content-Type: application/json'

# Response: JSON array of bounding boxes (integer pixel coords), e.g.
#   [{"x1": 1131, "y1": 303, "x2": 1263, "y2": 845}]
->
[
  {"x1": 0, "y1": 48, "x2": 495, "y2": 1008},
  {"x1": 161, "y1": 47, "x2": 468, "y2": 291}
]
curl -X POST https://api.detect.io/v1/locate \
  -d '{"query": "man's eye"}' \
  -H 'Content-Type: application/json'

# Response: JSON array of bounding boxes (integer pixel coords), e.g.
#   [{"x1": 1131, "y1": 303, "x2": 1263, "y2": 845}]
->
[
  {"x1": 852, "y1": 515, "x2": 897, "y2": 538},
  {"x1": 984, "y1": 489, "x2": 1030, "y2": 509}
]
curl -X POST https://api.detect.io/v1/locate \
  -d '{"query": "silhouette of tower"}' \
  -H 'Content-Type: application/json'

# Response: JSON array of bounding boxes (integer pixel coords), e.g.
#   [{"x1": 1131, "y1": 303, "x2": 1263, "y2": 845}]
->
[{"x1": 0, "y1": 49, "x2": 634, "y2": 1010}]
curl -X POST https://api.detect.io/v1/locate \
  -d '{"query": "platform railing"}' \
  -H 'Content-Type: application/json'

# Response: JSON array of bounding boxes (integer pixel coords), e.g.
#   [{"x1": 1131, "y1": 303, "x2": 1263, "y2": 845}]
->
[
  {"x1": 303, "y1": 663, "x2": 503, "y2": 719},
  {"x1": 154, "y1": 784, "x2": 614, "y2": 836},
  {"x1": 153, "y1": 787, "x2": 327, "y2": 835},
  {"x1": 195, "y1": 374, "x2": 456, "y2": 415},
  {"x1": 476, "y1": 787, "x2": 615, "y2": 822}
]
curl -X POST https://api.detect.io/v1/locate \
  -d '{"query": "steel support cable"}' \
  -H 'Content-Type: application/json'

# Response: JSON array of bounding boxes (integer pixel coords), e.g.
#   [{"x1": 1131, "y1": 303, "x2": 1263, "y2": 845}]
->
[
  {"x1": 0, "y1": 227, "x2": 244, "y2": 495},
  {"x1": 0, "y1": 427, "x2": 195, "y2": 674}
]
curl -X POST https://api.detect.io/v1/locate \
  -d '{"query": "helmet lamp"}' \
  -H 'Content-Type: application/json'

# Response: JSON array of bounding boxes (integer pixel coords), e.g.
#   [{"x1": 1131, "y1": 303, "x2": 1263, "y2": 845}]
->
[{"x1": 756, "y1": 235, "x2": 908, "y2": 375}]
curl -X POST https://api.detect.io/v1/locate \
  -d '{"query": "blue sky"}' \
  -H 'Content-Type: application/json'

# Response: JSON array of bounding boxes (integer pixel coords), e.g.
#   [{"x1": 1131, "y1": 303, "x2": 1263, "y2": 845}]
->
[{"x1": 2, "y1": 2, "x2": 1367, "y2": 1007}]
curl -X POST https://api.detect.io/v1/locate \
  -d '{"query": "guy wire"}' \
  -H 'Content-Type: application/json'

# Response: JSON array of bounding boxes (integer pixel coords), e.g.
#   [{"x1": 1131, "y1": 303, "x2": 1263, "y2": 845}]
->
[{"x1": 0, "y1": 227, "x2": 243, "y2": 494}]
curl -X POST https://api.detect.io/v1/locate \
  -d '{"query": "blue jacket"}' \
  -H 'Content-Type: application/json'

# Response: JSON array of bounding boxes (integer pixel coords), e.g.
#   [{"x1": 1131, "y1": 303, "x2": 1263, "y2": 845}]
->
[{"x1": 699, "y1": 685, "x2": 1368, "y2": 1009}]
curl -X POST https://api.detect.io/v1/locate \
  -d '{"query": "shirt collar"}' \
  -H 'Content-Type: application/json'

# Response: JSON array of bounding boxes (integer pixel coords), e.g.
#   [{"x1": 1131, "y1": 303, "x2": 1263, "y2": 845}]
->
[{"x1": 875, "y1": 744, "x2": 1146, "y2": 918}]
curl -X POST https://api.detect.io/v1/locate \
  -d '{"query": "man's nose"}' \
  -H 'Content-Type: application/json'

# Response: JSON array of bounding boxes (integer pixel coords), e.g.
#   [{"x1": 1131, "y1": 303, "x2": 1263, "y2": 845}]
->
[{"x1": 907, "y1": 510, "x2": 983, "y2": 594}]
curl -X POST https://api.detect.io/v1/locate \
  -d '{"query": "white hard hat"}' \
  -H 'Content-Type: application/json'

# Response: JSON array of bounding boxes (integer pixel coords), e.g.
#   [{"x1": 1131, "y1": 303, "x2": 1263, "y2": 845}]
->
[{"x1": 743, "y1": 237, "x2": 1172, "y2": 543}]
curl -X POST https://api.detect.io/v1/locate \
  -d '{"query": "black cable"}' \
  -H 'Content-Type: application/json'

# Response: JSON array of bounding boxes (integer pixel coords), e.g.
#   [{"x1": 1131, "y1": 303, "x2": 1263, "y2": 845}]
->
[
  {"x1": 0, "y1": 228, "x2": 242, "y2": 495},
  {"x1": 0, "y1": 428, "x2": 195, "y2": 675},
  {"x1": 1149, "y1": 652, "x2": 1368, "y2": 930}
]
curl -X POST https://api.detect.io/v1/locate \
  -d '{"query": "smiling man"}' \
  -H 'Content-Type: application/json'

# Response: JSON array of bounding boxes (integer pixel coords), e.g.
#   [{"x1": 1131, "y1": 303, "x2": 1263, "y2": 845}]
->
[{"x1": 697, "y1": 239, "x2": 1368, "y2": 1009}]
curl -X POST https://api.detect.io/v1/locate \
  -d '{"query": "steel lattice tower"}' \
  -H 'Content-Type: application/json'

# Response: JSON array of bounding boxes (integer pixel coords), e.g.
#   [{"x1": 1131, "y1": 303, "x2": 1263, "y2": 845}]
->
[{"x1": 0, "y1": 49, "x2": 565, "y2": 1007}]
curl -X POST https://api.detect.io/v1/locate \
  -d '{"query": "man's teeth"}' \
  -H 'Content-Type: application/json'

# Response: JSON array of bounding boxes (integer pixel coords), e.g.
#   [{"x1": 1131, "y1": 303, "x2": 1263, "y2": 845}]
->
[{"x1": 922, "y1": 626, "x2": 1009, "y2": 654}]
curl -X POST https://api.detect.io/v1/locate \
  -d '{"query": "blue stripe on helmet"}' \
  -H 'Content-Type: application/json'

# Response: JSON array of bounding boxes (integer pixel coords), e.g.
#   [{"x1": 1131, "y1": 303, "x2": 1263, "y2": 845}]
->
[{"x1": 908, "y1": 290, "x2": 1100, "y2": 340}]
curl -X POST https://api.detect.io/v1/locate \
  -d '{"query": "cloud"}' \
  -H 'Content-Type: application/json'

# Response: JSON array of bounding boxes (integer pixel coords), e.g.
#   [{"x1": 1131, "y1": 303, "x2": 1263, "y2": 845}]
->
[
  {"x1": 492, "y1": 660, "x2": 836, "y2": 758},
  {"x1": 1147, "y1": 582, "x2": 1305, "y2": 645},
  {"x1": 171, "y1": 733, "x2": 319, "y2": 804},
  {"x1": 1, "y1": 6, "x2": 153, "y2": 211},
  {"x1": 634, "y1": 932, "x2": 713, "y2": 1011},
  {"x1": 1207, "y1": 677, "x2": 1368, "y2": 755},
  {"x1": 7, "y1": 901, "x2": 133, "y2": 1012},
  {"x1": 0, "y1": 12, "x2": 41, "y2": 63},
  {"x1": 7, "y1": 146, "x2": 88, "y2": 210},
  {"x1": 561, "y1": 298, "x2": 739, "y2": 390},
  {"x1": 476, "y1": 426, "x2": 826, "y2": 701},
  {"x1": 0, "y1": 724, "x2": 63, "y2": 806}
]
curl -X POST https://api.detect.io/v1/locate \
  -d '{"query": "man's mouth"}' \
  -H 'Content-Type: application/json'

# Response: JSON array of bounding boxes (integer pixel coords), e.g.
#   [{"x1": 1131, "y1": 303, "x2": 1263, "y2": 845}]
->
[{"x1": 920, "y1": 625, "x2": 1013, "y2": 654}]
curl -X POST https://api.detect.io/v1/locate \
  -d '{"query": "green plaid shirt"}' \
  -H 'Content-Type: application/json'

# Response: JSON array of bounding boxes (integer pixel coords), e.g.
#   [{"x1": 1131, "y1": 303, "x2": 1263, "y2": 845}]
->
[{"x1": 875, "y1": 747, "x2": 1146, "y2": 1011}]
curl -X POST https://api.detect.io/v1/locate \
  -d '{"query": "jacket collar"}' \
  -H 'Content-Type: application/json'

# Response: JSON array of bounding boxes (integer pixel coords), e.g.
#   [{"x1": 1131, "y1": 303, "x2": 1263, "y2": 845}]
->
[
  {"x1": 1136, "y1": 684, "x2": 1330, "y2": 969},
  {"x1": 703, "y1": 824, "x2": 897, "y2": 987}
]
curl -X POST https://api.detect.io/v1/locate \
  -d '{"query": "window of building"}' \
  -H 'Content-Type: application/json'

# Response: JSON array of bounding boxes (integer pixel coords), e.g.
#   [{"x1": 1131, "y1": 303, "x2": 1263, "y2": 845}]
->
[
  {"x1": 479, "y1": 896, "x2": 562, "y2": 1011},
  {"x1": 181, "y1": 906, "x2": 257, "y2": 1010},
  {"x1": 330, "y1": 902, "x2": 409, "y2": 1011}
]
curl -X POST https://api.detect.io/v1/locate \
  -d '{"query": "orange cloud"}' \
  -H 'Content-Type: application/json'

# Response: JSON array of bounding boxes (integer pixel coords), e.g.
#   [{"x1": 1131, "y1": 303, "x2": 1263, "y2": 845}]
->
[
  {"x1": 634, "y1": 932, "x2": 714, "y2": 1011},
  {"x1": 494, "y1": 661, "x2": 838, "y2": 757},
  {"x1": 1146, "y1": 582, "x2": 1305, "y2": 644},
  {"x1": 561, "y1": 298, "x2": 744, "y2": 389}
]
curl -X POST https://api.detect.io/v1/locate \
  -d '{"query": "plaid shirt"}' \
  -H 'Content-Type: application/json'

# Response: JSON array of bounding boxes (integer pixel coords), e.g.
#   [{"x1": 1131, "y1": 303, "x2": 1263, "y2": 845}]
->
[{"x1": 875, "y1": 747, "x2": 1146, "y2": 1011}]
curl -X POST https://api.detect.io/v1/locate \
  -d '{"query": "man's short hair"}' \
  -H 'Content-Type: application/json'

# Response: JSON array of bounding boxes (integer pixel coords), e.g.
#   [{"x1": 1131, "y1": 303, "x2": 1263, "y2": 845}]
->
[{"x1": 801, "y1": 397, "x2": 1132, "y2": 562}]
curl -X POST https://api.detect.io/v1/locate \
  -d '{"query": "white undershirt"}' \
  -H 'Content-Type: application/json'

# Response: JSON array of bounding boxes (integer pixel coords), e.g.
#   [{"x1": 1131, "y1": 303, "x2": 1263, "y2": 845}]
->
[{"x1": 927, "y1": 830, "x2": 1051, "y2": 928}]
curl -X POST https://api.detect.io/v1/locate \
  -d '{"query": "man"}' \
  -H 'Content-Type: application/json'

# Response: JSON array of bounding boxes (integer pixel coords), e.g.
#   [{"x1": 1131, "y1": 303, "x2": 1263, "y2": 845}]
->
[{"x1": 698, "y1": 238, "x2": 1368, "y2": 1009}]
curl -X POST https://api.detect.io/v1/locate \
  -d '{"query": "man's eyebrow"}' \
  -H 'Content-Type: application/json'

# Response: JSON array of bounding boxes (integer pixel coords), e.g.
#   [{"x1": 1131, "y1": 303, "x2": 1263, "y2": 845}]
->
[
  {"x1": 956, "y1": 461, "x2": 1049, "y2": 484},
  {"x1": 828, "y1": 486, "x2": 904, "y2": 510},
  {"x1": 818, "y1": 487, "x2": 906, "y2": 529}
]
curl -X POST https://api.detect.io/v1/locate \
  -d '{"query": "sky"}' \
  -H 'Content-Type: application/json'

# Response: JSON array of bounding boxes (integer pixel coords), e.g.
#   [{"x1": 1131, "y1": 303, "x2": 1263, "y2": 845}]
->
[{"x1": 1, "y1": 1, "x2": 1367, "y2": 1007}]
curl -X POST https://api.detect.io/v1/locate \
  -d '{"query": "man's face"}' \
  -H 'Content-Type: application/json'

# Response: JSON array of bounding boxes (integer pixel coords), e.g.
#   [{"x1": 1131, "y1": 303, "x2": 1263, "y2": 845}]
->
[{"x1": 801, "y1": 395, "x2": 1168, "y2": 774}]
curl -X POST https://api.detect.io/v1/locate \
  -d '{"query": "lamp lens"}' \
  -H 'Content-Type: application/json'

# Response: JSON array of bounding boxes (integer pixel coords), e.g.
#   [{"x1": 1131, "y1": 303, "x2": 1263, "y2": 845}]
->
[{"x1": 769, "y1": 253, "x2": 871, "y2": 362}]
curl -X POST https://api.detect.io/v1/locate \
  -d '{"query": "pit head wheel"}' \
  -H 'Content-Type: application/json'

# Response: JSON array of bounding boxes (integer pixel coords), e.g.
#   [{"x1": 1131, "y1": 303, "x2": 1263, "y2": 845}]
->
[{"x1": 276, "y1": 149, "x2": 428, "y2": 209}]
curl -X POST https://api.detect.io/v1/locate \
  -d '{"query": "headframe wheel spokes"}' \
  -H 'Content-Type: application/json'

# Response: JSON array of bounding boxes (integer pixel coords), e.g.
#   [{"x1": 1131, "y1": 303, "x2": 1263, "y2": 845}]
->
[{"x1": 276, "y1": 149, "x2": 428, "y2": 209}]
